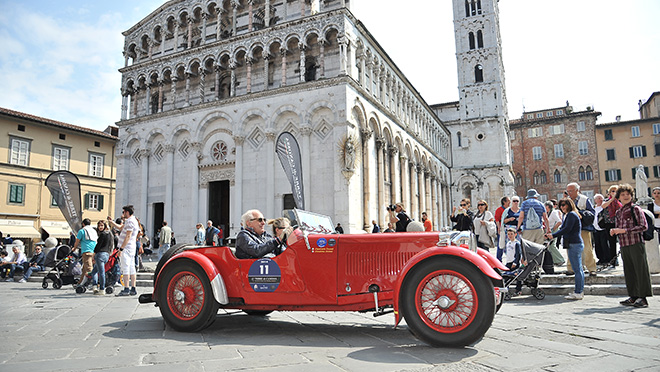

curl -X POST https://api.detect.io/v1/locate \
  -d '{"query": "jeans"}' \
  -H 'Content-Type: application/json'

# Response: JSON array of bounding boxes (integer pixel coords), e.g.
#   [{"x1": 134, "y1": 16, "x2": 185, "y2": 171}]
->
[
  {"x1": 22, "y1": 263, "x2": 43, "y2": 280},
  {"x1": 567, "y1": 242, "x2": 585, "y2": 294},
  {"x1": 159, "y1": 243, "x2": 170, "y2": 261},
  {"x1": 495, "y1": 233, "x2": 504, "y2": 262},
  {"x1": 91, "y1": 252, "x2": 109, "y2": 289}
]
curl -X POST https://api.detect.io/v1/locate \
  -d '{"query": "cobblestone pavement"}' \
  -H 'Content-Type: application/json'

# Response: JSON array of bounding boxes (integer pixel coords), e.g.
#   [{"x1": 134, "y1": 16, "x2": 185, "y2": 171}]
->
[{"x1": 0, "y1": 281, "x2": 658, "y2": 372}]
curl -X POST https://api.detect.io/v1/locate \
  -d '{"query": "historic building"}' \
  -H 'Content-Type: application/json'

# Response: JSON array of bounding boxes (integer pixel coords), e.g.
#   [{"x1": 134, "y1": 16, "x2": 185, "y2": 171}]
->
[
  {"x1": 116, "y1": 0, "x2": 453, "y2": 239},
  {"x1": 432, "y1": 0, "x2": 514, "y2": 209},
  {"x1": 0, "y1": 107, "x2": 118, "y2": 253},
  {"x1": 509, "y1": 104, "x2": 601, "y2": 201},
  {"x1": 596, "y1": 93, "x2": 660, "y2": 194}
]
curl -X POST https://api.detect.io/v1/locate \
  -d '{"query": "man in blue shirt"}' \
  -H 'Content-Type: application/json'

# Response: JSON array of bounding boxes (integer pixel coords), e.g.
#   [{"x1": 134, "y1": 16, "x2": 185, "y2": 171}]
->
[{"x1": 517, "y1": 189, "x2": 551, "y2": 244}]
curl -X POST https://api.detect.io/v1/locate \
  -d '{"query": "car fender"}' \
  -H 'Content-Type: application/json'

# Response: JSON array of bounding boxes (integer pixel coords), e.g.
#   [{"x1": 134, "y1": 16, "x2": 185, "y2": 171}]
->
[
  {"x1": 156, "y1": 251, "x2": 228, "y2": 305},
  {"x1": 392, "y1": 246, "x2": 503, "y2": 326}
]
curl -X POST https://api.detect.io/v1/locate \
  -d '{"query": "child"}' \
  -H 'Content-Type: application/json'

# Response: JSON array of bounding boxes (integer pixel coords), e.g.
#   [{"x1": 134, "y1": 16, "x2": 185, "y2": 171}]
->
[{"x1": 505, "y1": 227, "x2": 526, "y2": 295}]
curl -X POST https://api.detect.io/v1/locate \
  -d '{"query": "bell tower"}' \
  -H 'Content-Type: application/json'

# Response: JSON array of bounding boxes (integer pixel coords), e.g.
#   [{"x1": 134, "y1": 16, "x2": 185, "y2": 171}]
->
[{"x1": 447, "y1": 0, "x2": 514, "y2": 207}]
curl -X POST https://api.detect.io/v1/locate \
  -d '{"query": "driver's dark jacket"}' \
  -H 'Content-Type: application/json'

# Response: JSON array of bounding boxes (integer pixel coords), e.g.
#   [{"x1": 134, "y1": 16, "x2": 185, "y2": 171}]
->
[{"x1": 235, "y1": 228, "x2": 281, "y2": 259}]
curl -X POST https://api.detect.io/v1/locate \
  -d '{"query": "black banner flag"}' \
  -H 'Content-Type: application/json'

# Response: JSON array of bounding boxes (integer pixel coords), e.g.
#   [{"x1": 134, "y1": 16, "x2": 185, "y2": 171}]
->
[
  {"x1": 275, "y1": 132, "x2": 305, "y2": 210},
  {"x1": 45, "y1": 170, "x2": 83, "y2": 233}
]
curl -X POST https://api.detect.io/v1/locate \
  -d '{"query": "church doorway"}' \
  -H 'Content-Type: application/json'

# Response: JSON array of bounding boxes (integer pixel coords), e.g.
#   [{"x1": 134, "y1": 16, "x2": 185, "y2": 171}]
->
[
  {"x1": 152, "y1": 202, "x2": 164, "y2": 240},
  {"x1": 208, "y1": 180, "x2": 230, "y2": 240}
]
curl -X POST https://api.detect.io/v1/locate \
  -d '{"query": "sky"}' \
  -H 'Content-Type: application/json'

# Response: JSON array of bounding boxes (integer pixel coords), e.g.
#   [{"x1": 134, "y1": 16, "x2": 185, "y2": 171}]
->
[{"x1": 0, "y1": 1, "x2": 658, "y2": 131}]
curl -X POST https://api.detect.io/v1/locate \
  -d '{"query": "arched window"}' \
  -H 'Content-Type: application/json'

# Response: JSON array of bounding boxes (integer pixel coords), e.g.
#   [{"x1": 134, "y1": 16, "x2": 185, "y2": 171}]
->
[
  {"x1": 554, "y1": 169, "x2": 561, "y2": 183},
  {"x1": 533, "y1": 171, "x2": 540, "y2": 185},
  {"x1": 465, "y1": 0, "x2": 470, "y2": 17},
  {"x1": 457, "y1": 131, "x2": 462, "y2": 147},
  {"x1": 474, "y1": 64, "x2": 484, "y2": 83},
  {"x1": 586, "y1": 166, "x2": 594, "y2": 180},
  {"x1": 540, "y1": 171, "x2": 547, "y2": 184},
  {"x1": 469, "y1": 32, "x2": 475, "y2": 50},
  {"x1": 477, "y1": 30, "x2": 483, "y2": 48},
  {"x1": 516, "y1": 173, "x2": 523, "y2": 187},
  {"x1": 471, "y1": 0, "x2": 477, "y2": 16},
  {"x1": 578, "y1": 166, "x2": 586, "y2": 181}
]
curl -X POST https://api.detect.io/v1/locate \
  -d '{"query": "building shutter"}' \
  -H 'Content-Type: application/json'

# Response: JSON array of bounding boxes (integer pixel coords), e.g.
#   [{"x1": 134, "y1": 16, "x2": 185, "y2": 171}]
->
[
  {"x1": 99, "y1": 195, "x2": 104, "y2": 211},
  {"x1": 642, "y1": 146, "x2": 647, "y2": 157},
  {"x1": 629, "y1": 147, "x2": 634, "y2": 158},
  {"x1": 616, "y1": 169, "x2": 621, "y2": 181},
  {"x1": 605, "y1": 171, "x2": 610, "y2": 182},
  {"x1": 84, "y1": 193, "x2": 89, "y2": 209}
]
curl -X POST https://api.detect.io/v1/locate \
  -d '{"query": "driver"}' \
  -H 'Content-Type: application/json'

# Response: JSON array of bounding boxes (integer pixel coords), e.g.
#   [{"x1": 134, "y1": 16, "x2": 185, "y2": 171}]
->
[{"x1": 235, "y1": 210, "x2": 292, "y2": 259}]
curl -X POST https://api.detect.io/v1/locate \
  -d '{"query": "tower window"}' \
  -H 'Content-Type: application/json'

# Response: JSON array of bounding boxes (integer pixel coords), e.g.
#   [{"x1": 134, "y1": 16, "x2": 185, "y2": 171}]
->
[
  {"x1": 477, "y1": 30, "x2": 483, "y2": 48},
  {"x1": 474, "y1": 64, "x2": 483, "y2": 83},
  {"x1": 457, "y1": 131, "x2": 462, "y2": 147},
  {"x1": 465, "y1": 0, "x2": 470, "y2": 17},
  {"x1": 469, "y1": 32, "x2": 475, "y2": 50}
]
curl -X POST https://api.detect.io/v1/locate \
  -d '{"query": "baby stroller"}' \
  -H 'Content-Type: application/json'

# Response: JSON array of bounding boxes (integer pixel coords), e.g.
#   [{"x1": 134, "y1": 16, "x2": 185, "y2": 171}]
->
[
  {"x1": 75, "y1": 248, "x2": 122, "y2": 294},
  {"x1": 41, "y1": 245, "x2": 82, "y2": 289},
  {"x1": 502, "y1": 239, "x2": 548, "y2": 300}
]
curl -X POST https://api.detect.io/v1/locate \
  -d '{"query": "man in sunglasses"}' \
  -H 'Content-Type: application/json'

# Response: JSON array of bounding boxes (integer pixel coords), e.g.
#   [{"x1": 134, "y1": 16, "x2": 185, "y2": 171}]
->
[{"x1": 235, "y1": 209, "x2": 292, "y2": 259}]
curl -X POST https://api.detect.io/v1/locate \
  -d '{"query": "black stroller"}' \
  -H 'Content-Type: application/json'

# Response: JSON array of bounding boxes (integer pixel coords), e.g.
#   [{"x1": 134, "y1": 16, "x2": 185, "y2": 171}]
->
[
  {"x1": 41, "y1": 245, "x2": 82, "y2": 289},
  {"x1": 502, "y1": 239, "x2": 548, "y2": 300}
]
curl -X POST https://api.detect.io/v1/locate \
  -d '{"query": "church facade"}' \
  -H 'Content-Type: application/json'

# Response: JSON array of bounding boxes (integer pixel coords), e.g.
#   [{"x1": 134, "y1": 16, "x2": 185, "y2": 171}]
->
[{"x1": 115, "y1": 0, "x2": 454, "y2": 239}]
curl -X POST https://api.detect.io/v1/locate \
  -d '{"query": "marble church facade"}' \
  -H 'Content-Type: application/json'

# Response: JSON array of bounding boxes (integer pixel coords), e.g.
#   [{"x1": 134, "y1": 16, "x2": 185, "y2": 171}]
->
[{"x1": 116, "y1": 0, "x2": 452, "y2": 240}]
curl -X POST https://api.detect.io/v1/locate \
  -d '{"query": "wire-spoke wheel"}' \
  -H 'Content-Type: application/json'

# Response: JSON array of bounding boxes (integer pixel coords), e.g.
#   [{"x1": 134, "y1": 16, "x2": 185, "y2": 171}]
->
[
  {"x1": 157, "y1": 259, "x2": 219, "y2": 332},
  {"x1": 401, "y1": 258, "x2": 495, "y2": 347}
]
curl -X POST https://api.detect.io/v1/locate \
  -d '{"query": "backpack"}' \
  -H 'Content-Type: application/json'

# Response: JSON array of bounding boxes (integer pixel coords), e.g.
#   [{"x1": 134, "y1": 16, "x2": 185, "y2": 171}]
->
[
  {"x1": 576, "y1": 194, "x2": 595, "y2": 227},
  {"x1": 630, "y1": 204, "x2": 655, "y2": 241},
  {"x1": 525, "y1": 204, "x2": 542, "y2": 230}
]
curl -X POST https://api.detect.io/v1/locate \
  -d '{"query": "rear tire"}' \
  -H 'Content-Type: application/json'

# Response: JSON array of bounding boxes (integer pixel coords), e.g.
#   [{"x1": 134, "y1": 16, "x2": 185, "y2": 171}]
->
[
  {"x1": 400, "y1": 258, "x2": 496, "y2": 347},
  {"x1": 157, "y1": 259, "x2": 219, "y2": 332}
]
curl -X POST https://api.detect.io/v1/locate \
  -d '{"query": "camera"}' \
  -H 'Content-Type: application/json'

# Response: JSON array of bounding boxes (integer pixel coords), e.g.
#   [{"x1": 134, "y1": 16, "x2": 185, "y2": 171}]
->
[{"x1": 386, "y1": 204, "x2": 396, "y2": 212}]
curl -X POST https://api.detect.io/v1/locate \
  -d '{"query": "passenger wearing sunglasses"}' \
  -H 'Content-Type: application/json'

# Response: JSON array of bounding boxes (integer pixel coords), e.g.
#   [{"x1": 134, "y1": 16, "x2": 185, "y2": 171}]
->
[
  {"x1": 450, "y1": 198, "x2": 474, "y2": 232},
  {"x1": 235, "y1": 209, "x2": 292, "y2": 259}
]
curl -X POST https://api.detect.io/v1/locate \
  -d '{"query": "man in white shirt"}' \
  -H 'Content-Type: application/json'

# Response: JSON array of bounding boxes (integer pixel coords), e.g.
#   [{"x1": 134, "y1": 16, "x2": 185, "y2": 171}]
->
[
  {"x1": 158, "y1": 221, "x2": 172, "y2": 261},
  {"x1": 108, "y1": 205, "x2": 140, "y2": 296}
]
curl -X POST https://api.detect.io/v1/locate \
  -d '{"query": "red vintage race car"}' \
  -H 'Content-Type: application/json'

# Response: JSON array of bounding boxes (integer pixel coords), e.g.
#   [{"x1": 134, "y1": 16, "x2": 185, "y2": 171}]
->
[{"x1": 140, "y1": 210, "x2": 507, "y2": 347}]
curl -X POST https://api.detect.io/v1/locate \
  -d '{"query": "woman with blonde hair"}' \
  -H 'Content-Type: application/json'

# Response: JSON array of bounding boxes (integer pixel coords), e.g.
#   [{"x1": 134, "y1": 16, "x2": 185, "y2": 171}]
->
[
  {"x1": 473, "y1": 200, "x2": 494, "y2": 249},
  {"x1": 267, "y1": 217, "x2": 291, "y2": 237}
]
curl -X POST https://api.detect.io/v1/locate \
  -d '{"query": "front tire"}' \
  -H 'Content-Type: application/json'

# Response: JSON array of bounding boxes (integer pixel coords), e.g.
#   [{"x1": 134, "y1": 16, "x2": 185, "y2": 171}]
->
[
  {"x1": 157, "y1": 259, "x2": 219, "y2": 332},
  {"x1": 400, "y1": 258, "x2": 496, "y2": 347}
]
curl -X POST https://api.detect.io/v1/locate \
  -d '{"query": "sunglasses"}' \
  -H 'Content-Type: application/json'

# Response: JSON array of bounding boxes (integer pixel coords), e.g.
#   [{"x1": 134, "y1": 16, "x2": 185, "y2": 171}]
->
[
  {"x1": 250, "y1": 217, "x2": 266, "y2": 223},
  {"x1": 477, "y1": 204, "x2": 485, "y2": 206},
  {"x1": 460, "y1": 204, "x2": 466, "y2": 207},
  {"x1": 512, "y1": 200, "x2": 519, "y2": 203}
]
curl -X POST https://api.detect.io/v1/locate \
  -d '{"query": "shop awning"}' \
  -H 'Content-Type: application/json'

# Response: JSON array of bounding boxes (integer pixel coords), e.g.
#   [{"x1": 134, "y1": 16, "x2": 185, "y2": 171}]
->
[
  {"x1": 41, "y1": 220, "x2": 74, "y2": 239},
  {"x1": 0, "y1": 220, "x2": 41, "y2": 238}
]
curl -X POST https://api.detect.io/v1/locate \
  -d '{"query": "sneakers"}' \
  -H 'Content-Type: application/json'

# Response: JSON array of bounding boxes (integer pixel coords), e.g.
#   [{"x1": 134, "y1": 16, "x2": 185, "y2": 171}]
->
[
  {"x1": 116, "y1": 288, "x2": 131, "y2": 297},
  {"x1": 620, "y1": 297, "x2": 637, "y2": 306},
  {"x1": 94, "y1": 288, "x2": 105, "y2": 296},
  {"x1": 5, "y1": 278, "x2": 13, "y2": 282},
  {"x1": 129, "y1": 287, "x2": 137, "y2": 296},
  {"x1": 565, "y1": 292, "x2": 584, "y2": 300},
  {"x1": 18, "y1": 278, "x2": 26, "y2": 283},
  {"x1": 633, "y1": 298, "x2": 649, "y2": 308},
  {"x1": 589, "y1": 272, "x2": 597, "y2": 277},
  {"x1": 564, "y1": 271, "x2": 575, "y2": 276}
]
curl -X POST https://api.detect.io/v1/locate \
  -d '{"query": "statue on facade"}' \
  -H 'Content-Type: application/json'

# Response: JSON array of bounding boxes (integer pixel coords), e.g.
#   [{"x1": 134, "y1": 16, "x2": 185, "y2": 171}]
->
[
  {"x1": 338, "y1": 134, "x2": 360, "y2": 180},
  {"x1": 635, "y1": 164, "x2": 652, "y2": 204}
]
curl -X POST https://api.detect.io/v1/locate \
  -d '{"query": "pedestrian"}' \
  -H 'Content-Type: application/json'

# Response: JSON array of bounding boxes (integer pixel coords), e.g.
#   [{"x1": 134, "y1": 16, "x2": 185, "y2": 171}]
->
[
  {"x1": 610, "y1": 184, "x2": 652, "y2": 308},
  {"x1": 494, "y1": 196, "x2": 510, "y2": 261},
  {"x1": 383, "y1": 222, "x2": 395, "y2": 233},
  {"x1": 388, "y1": 203, "x2": 411, "y2": 232},
  {"x1": 371, "y1": 220, "x2": 380, "y2": 233},
  {"x1": 499, "y1": 195, "x2": 521, "y2": 251},
  {"x1": 72, "y1": 218, "x2": 97, "y2": 288},
  {"x1": 2, "y1": 245, "x2": 26, "y2": 281},
  {"x1": 158, "y1": 221, "x2": 172, "y2": 261},
  {"x1": 649, "y1": 187, "x2": 660, "y2": 239},
  {"x1": 546, "y1": 198, "x2": 584, "y2": 300},
  {"x1": 107, "y1": 205, "x2": 140, "y2": 296},
  {"x1": 504, "y1": 227, "x2": 524, "y2": 296},
  {"x1": 91, "y1": 220, "x2": 113, "y2": 295},
  {"x1": 422, "y1": 211, "x2": 433, "y2": 231},
  {"x1": 593, "y1": 193, "x2": 609, "y2": 265},
  {"x1": 517, "y1": 189, "x2": 550, "y2": 245},
  {"x1": 450, "y1": 198, "x2": 473, "y2": 231},
  {"x1": 565, "y1": 182, "x2": 598, "y2": 276},
  {"x1": 601, "y1": 185, "x2": 622, "y2": 267},
  {"x1": 195, "y1": 223, "x2": 205, "y2": 245},
  {"x1": 17, "y1": 244, "x2": 46, "y2": 283},
  {"x1": 473, "y1": 200, "x2": 495, "y2": 250},
  {"x1": 335, "y1": 223, "x2": 344, "y2": 234},
  {"x1": 206, "y1": 220, "x2": 220, "y2": 245},
  {"x1": 545, "y1": 200, "x2": 565, "y2": 266}
]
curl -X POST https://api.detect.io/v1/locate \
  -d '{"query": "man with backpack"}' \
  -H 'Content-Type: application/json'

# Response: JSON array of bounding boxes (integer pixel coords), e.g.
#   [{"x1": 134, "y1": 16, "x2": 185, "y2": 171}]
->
[
  {"x1": 566, "y1": 182, "x2": 598, "y2": 276},
  {"x1": 517, "y1": 189, "x2": 550, "y2": 244}
]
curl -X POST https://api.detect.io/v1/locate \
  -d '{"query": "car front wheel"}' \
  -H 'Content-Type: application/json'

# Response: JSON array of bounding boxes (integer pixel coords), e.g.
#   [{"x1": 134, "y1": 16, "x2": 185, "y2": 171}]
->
[
  {"x1": 157, "y1": 259, "x2": 219, "y2": 332},
  {"x1": 400, "y1": 258, "x2": 495, "y2": 347}
]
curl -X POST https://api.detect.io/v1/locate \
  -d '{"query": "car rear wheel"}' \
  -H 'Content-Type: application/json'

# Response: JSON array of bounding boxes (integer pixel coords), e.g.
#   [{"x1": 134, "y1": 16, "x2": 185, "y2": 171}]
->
[
  {"x1": 400, "y1": 258, "x2": 495, "y2": 347},
  {"x1": 157, "y1": 259, "x2": 219, "y2": 332}
]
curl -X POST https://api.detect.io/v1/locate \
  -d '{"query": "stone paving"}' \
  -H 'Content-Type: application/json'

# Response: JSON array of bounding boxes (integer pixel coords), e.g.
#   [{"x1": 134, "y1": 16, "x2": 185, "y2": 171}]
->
[{"x1": 0, "y1": 278, "x2": 658, "y2": 372}]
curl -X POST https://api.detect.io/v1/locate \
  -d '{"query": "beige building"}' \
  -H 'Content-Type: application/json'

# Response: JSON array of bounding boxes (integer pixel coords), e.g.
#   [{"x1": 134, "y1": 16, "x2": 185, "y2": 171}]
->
[
  {"x1": 596, "y1": 93, "x2": 660, "y2": 195},
  {"x1": 0, "y1": 107, "x2": 118, "y2": 252}
]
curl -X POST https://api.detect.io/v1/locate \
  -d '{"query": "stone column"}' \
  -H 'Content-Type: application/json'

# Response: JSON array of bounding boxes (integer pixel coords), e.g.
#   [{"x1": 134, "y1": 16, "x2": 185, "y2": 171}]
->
[
  {"x1": 361, "y1": 128, "x2": 373, "y2": 230},
  {"x1": 191, "y1": 142, "x2": 203, "y2": 225},
  {"x1": 411, "y1": 162, "x2": 418, "y2": 219},
  {"x1": 140, "y1": 149, "x2": 151, "y2": 220},
  {"x1": 131, "y1": 88, "x2": 138, "y2": 118},
  {"x1": 389, "y1": 146, "x2": 399, "y2": 203},
  {"x1": 147, "y1": 39, "x2": 153, "y2": 59},
  {"x1": 164, "y1": 145, "x2": 175, "y2": 223},
  {"x1": 184, "y1": 72, "x2": 191, "y2": 106},
  {"x1": 157, "y1": 81, "x2": 164, "y2": 113},
  {"x1": 123, "y1": 51, "x2": 129, "y2": 67},
  {"x1": 280, "y1": 48, "x2": 287, "y2": 87},
  {"x1": 361, "y1": 56, "x2": 367, "y2": 88},
  {"x1": 248, "y1": 0, "x2": 254, "y2": 31},
  {"x1": 170, "y1": 77, "x2": 178, "y2": 109},
  {"x1": 214, "y1": 66, "x2": 221, "y2": 100},
  {"x1": 338, "y1": 35, "x2": 347, "y2": 75},
  {"x1": 300, "y1": 0, "x2": 305, "y2": 16},
  {"x1": 174, "y1": 22, "x2": 180, "y2": 51},
  {"x1": 232, "y1": 1, "x2": 238, "y2": 37},
  {"x1": 264, "y1": 130, "x2": 275, "y2": 217},
  {"x1": 201, "y1": 12, "x2": 208, "y2": 44},
  {"x1": 160, "y1": 27, "x2": 166, "y2": 55},
  {"x1": 400, "y1": 154, "x2": 408, "y2": 210},
  {"x1": 319, "y1": 37, "x2": 326, "y2": 78},
  {"x1": 233, "y1": 135, "x2": 245, "y2": 235},
  {"x1": 376, "y1": 137, "x2": 385, "y2": 225},
  {"x1": 418, "y1": 165, "x2": 425, "y2": 220},
  {"x1": 216, "y1": 7, "x2": 225, "y2": 40},
  {"x1": 229, "y1": 59, "x2": 236, "y2": 97},
  {"x1": 265, "y1": 0, "x2": 271, "y2": 26},
  {"x1": 199, "y1": 69, "x2": 206, "y2": 103},
  {"x1": 246, "y1": 58, "x2": 253, "y2": 93},
  {"x1": 145, "y1": 84, "x2": 152, "y2": 115},
  {"x1": 301, "y1": 126, "x2": 312, "y2": 210},
  {"x1": 187, "y1": 15, "x2": 193, "y2": 49},
  {"x1": 263, "y1": 54, "x2": 270, "y2": 91},
  {"x1": 299, "y1": 43, "x2": 306, "y2": 83},
  {"x1": 372, "y1": 67, "x2": 379, "y2": 97},
  {"x1": 120, "y1": 89, "x2": 128, "y2": 120},
  {"x1": 425, "y1": 171, "x2": 432, "y2": 222}
]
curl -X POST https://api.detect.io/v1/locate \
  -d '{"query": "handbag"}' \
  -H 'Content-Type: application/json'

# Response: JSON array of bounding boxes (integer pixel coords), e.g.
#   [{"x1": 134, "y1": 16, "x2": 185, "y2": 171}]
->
[
  {"x1": 478, "y1": 232, "x2": 494, "y2": 248},
  {"x1": 597, "y1": 209, "x2": 615, "y2": 229}
]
